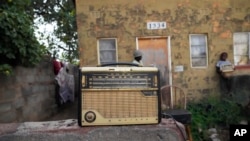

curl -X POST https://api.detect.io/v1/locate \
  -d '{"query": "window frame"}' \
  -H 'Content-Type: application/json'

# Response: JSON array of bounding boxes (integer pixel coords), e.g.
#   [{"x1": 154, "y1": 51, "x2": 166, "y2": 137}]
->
[
  {"x1": 189, "y1": 34, "x2": 208, "y2": 68},
  {"x1": 97, "y1": 38, "x2": 118, "y2": 65},
  {"x1": 233, "y1": 32, "x2": 250, "y2": 66}
]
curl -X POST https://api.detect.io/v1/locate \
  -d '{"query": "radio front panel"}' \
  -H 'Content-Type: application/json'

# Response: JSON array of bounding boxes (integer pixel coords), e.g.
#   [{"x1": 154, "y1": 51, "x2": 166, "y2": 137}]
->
[{"x1": 78, "y1": 67, "x2": 161, "y2": 126}]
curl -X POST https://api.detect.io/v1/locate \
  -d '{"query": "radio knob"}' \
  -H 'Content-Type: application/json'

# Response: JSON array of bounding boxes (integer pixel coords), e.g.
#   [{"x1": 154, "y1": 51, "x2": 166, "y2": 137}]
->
[{"x1": 85, "y1": 111, "x2": 96, "y2": 123}]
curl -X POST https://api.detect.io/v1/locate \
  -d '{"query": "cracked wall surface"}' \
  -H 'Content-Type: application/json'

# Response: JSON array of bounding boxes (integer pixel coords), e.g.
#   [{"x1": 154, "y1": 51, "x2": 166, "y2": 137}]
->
[{"x1": 76, "y1": 0, "x2": 250, "y2": 100}]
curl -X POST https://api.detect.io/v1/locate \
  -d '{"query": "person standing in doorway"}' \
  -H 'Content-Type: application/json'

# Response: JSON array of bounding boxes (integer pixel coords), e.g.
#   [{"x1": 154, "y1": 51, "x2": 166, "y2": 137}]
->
[
  {"x1": 132, "y1": 50, "x2": 144, "y2": 66},
  {"x1": 216, "y1": 52, "x2": 234, "y2": 96}
]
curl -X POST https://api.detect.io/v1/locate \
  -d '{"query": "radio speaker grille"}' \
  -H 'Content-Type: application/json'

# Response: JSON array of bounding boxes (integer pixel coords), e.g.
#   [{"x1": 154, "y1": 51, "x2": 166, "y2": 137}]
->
[
  {"x1": 80, "y1": 90, "x2": 159, "y2": 126},
  {"x1": 82, "y1": 90, "x2": 157, "y2": 118}
]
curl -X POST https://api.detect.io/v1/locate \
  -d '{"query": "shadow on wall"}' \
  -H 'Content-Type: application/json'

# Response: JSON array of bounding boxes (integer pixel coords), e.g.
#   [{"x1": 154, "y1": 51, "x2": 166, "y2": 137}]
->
[{"x1": 232, "y1": 75, "x2": 250, "y2": 107}]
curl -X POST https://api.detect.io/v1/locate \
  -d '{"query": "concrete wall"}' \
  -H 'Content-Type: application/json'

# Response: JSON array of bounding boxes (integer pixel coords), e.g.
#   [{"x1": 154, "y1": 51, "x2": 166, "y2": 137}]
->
[
  {"x1": 76, "y1": 0, "x2": 250, "y2": 101},
  {"x1": 0, "y1": 57, "x2": 57, "y2": 123}
]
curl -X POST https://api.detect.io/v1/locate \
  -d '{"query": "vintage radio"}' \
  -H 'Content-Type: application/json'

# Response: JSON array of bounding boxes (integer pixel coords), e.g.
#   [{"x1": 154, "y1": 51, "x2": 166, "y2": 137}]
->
[{"x1": 78, "y1": 65, "x2": 161, "y2": 126}]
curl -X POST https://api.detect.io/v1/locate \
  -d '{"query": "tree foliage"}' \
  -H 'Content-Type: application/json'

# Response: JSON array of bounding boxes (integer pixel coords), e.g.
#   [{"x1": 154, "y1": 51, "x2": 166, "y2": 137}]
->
[
  {"x1": 0, "y1": 0, "x2": 46, "y2": 75},
  {"x1": 31, "y1": 0, "x2": 78, "y2": 63}
]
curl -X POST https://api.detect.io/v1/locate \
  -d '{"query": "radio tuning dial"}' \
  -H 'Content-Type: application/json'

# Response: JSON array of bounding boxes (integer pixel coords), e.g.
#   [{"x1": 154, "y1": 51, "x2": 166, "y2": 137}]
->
[{"x1": 85, "y1": 111, "x2": 96, "y2": 123}]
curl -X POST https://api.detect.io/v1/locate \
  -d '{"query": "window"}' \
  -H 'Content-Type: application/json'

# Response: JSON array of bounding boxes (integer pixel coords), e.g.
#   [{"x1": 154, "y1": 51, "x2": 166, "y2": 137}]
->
[
  {"x1": 189, "y1": 34, "x2": 208, "y2": 68},
  {"x1": 233, "y1": 32, "x2": 250, "y2": 65},
  {"x1": 97, "y1": 38, "x2": 117, "y2": 65}
]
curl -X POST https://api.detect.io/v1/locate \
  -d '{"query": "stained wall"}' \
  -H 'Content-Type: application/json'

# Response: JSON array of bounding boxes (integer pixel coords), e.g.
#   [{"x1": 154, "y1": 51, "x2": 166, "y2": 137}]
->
[{"x1": 75, "y1": 0, "x2": 250, "y2": 100}]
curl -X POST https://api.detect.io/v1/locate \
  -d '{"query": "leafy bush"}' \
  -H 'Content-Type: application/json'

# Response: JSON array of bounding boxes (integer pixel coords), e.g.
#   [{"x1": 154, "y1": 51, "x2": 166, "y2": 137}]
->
[
  {"x1": 0, "y1": 64, "x2": 12, "y2": 76},
  {"x1": 187, "y1": 95, "x2": 242, "y2": 141},
  {"x1": 0, "y1": 0, "x2": 46, "y2": 75}
]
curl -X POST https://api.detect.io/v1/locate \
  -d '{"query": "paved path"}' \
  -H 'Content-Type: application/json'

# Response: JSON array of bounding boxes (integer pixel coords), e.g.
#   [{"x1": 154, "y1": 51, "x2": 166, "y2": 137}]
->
[
  {"x1": 0, "y1": 101, "x2": 187, "y2": 141},
  {"x1": 0, "y1": 118, "x2": 187, "y2": 141}
]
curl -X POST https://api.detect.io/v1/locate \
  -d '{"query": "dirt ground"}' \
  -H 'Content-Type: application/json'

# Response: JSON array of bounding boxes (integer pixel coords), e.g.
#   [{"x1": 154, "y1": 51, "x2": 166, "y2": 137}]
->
[{"x1": 45, "y1": 101, "x2": 78, "y2": 121}]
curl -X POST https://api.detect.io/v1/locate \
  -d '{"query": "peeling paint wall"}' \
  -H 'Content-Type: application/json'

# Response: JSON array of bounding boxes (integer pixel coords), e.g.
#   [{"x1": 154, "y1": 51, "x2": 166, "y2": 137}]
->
[{"x1": 75, "y1": 0, "x2": 250, "y2": 101}]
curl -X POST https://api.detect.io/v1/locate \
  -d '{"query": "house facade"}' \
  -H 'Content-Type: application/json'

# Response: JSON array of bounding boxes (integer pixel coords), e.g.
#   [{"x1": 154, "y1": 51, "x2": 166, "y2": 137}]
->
[{"x1": 75, "y1": 0, "x2": 250, "y2": 101}]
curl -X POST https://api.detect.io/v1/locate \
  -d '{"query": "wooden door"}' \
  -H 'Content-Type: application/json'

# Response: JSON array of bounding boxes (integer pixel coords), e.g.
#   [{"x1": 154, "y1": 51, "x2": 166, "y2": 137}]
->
[{"x1": 138, "y1": 37, "x2": 170, "y2": 87}]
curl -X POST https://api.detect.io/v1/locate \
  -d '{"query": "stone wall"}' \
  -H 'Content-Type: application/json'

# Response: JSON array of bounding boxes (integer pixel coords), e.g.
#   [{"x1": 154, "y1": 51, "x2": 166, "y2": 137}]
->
[{"x1": 0, "y1": 57, "x2": 57, "y2": 123}]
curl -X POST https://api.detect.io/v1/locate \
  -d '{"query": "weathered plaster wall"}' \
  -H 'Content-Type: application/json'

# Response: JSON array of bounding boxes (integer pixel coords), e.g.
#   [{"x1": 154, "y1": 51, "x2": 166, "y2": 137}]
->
[{"x1": 76, "y1": 0, "x2": 250, "y2": 100}]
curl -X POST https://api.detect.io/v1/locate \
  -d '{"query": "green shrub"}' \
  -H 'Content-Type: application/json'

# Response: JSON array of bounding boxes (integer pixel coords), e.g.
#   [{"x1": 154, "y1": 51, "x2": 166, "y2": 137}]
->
[
  {"x1": 187, "y1": 95, "x2": 242, "y2": 141},
  {"x1": 0, "y1": 0, "x2": 46, "y2": 75}
]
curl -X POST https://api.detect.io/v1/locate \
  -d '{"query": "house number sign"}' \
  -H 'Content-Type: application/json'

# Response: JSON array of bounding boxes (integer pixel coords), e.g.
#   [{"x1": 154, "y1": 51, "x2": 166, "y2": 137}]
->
[{"x1": 147, "y1": 22, "x2": 167, "y2": 30}]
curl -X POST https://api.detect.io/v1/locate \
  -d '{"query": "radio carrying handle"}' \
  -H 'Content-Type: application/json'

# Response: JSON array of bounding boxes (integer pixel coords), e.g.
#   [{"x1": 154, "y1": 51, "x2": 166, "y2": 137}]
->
[{"x1": 98, "y1": 62, "x2": 140, "y2": 67}]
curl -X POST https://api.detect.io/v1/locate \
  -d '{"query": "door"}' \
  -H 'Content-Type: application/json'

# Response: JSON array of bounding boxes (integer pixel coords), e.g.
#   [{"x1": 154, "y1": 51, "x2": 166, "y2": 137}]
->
[{"x1": 137, "y1": 37, "x2": 170, "y2": 87}]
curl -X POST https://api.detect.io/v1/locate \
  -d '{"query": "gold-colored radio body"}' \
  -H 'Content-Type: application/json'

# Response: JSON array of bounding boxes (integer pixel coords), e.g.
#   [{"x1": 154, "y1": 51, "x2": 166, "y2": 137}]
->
[{"x1": 78, "y1": 66, "x2": 161, "y2": 126}]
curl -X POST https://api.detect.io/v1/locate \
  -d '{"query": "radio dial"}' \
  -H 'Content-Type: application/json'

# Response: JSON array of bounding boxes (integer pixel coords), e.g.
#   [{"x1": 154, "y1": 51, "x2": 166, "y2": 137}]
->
[{"x1": 85, "y1": 111, "x2": 96, "y2": 123}]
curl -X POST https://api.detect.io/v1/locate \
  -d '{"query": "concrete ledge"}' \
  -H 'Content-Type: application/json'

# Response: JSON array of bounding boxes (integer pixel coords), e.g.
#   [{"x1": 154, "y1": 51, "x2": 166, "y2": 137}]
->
[{"x1": 0, "y1": 118, "x2": 187, "y2": 141}]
